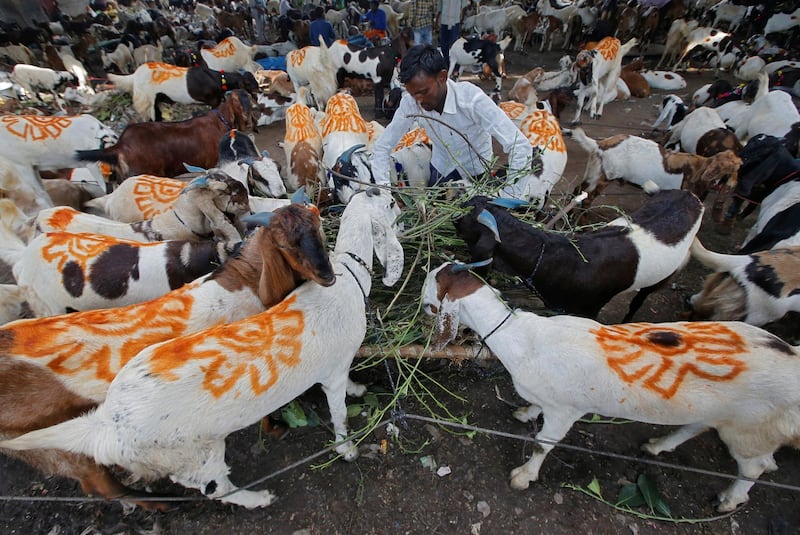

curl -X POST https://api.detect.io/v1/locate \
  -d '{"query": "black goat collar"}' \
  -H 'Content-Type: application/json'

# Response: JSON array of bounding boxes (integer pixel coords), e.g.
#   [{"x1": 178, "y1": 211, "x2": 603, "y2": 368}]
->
[
  {"x1": 481, "y1": 310, "x2": 513, "y2": 345},
  {"x1": 173, "y1": 209, "x2": 213, "y2": 239},
  {"x1": 343, "y1": 251, "x2": 371, "y2": 305}
]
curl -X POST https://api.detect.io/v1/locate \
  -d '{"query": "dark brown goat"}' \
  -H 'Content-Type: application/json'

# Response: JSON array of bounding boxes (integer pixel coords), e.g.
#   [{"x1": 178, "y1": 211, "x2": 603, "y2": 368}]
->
[
  {"x1": 454, "y1": 190, "x2": 704, "y2": 320},
  {"x1": 0, "y1": 201, "x2": 334, "y2": 510},
  {"x1": 76, "y1": 90, "x2": 256, "y2": 181}
]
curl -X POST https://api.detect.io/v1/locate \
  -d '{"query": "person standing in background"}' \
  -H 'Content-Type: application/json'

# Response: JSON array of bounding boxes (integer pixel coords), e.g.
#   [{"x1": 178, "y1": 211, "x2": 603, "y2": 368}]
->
[
  {"x1": 438, "y1": 0, "x2": 467, "y2": 66},
  {"x1": 362, "y1": 0, "x2": 388, "y2": 42},
  {"x1": 410, "y1": 0, "x2": 435, "y2": 45},
  {"x1": 250, "y1": 0, "x2": 267, "y2": 44},
  {"x1": 309, "y1": 6, "x2": 336, "y2": 46}
]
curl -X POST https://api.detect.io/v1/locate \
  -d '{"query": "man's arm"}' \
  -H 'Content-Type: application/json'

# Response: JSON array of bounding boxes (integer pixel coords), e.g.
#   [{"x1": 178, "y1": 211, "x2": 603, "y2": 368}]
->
[{"x1": 370, "y1": 95, "x2": 417, "y2": 185}]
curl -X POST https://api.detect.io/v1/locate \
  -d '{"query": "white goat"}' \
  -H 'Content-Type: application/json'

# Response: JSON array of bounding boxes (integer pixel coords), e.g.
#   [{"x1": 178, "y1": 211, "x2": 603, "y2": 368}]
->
[
  {"x1": 0, "y1": 187, "x2": 404, "y2": 509},
  {"x1": 0, "y1": 114, "x2": 118, "y2": 213},
  {"x1": 0, "y1": 283, "x2": 26, "y2": 326},
  {"x1": 690, "y1": 239, "x2": 800, "y2": 326},
  {"x1": 132, "y1": 43, "x2": 162, "y2": 67},
  {"x1": 734, "y1": 74, "x2": 800, "y2": 140},
  {"x1": 422, "y1": 261, "x2": 800, "y2": 512},
  {"x1": 640, "y1": 70, "x2": 686, "y2": 90},
  {"x1": 35, "y1": 172, "x2": 249, "y2": 244},
  {"x1": 320, "y1": 92, "x2": 371, "y2": 202},
  {"x1": 286, "y1": 40, "x2": 337, "y2": 109},
  {"x1": 10, "y1": 64, "x2": 75, "y2": 103},
  {"x1": 664, "y1": 106, "x2": 726, "y2": 154},
  {"x1": 200, "y1": 37, "x2": 260, "y2": 73},
  {"x1": 764, "y1": 8, "x2": 800, "y2": 35},
  {"x1": 656, "y1": 18, "x2": 699, "y2": 69},
  {"x1": 568, "y1": 127, "x2": 741, "y2": 203}
]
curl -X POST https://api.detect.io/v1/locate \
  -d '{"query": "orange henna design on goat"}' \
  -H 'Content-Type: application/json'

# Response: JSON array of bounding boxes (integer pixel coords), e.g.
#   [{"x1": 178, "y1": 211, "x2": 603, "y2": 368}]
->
[
  {"x1": 1, "y1": 115, "x2": 73, "y2": 141},
  {"x1": 209, "y1": 38, "x2": 236, "y2": 58},
  {"x1": 285, "y1": 105, "x2": 319, "y2": 143},
  {"x1": 149, "y1": 62, "x2": 188, "y2": 84},
  {"x1": 394, "y1": 127, "x2": 430, "y2": 151},
  {"x1": 592, "y1": 37, "x2": 620, "y2": 60},
  {"x1": 592, "y1": 323, "x2": 748, "y2": 399},
  {"x1": 520, "y1": 110, "x2": 566, "y2": 153},
  {"x1": 43, "y1": 207, "x2": 79, "y2": 231},
  {"x1": 149, "y1": 295, "x2": 305, "y2": 398},
  {"x1": 40, "y1": 233, "x2": 155, "y2": 272},
  {"x1": 499, "y1": 101, "x2": 526, "y2": 122},
  {"x1": 132, "y1": 176, "x2": 186, "y2": 219},
  {"x1": 289, "y1": 47, "x2": 308, "y2": 66},
  {"x1": 321, "y1": 94, "x2": 367, "y2": 137},
  {"x1": 4, "y1": 286, "x2": 197, "y2": 385}
]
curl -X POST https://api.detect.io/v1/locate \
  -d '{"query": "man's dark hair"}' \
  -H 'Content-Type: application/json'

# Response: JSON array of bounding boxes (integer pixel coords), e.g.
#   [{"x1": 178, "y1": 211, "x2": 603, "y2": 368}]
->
[
  {"x1": 398, "y1": 45, "x2": 447, "y2": 84},
  {"x1": 312, "y1": 6, "x2": 324, "y2": 19}
]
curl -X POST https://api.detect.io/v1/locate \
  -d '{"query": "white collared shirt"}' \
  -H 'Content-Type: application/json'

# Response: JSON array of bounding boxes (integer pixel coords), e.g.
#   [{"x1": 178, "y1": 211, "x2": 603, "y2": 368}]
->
[{"x1": 371, "y1": 79, "x2": 531, "y2": 186}]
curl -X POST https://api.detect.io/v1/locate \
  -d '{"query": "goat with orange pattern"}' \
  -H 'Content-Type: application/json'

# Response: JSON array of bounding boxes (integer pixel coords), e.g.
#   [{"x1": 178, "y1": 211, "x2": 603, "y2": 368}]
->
[
  {"x1": 423, "y1": 261, "x2": 800, "y2": 513},
  {"x1": 0, "y1": 188, "x2": 404, "y2": 510},
  {"x1": 0, "y1": 200, "x2": 333, "y2": 510}
]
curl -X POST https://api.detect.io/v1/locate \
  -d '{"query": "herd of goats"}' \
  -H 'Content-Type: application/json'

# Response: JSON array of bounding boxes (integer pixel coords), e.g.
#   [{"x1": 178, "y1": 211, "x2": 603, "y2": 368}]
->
[{"x1": 0, "y1": 0, "x2": 799, "y2": 520}]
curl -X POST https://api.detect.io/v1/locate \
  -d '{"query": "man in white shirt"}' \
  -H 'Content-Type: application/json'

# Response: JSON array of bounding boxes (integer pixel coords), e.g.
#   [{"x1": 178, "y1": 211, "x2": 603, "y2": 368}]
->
[{"x1": 371, "y1": 44, "x2": 532, "y2": 187}]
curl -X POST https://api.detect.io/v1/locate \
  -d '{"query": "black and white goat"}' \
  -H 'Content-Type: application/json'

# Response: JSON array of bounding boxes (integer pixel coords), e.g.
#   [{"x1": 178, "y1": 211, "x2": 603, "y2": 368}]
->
[
  {"x1": 10, "y1": 64, "x2": 76, "y2": 104},
  {"x1": 454, "y1": 191, "x2": 704, "y2": 320},
  {"x1": 0, "y1": 188, "x2": 404, "y2": 509},
  {"x1": 216, "y1": 129, "x2": 287, "y2": 198},
  {"x1": 448, "y1": 36, "x2": 513, "y2": 94},
  {"x1": 422, "y1": 261, "x2": 800, "y2": 512}
]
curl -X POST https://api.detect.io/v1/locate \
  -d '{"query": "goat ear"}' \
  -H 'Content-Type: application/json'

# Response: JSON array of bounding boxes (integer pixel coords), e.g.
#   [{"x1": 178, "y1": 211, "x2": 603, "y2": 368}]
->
[
  {"x1": 476, "y1": 208, "x2": 501, "y2": 242},
  {"x1": 291, "y1": 186, "x2": 311, "y2": 205},
  {"x1": 432, "y1": 294, "x2": 460, "y2": 351},
  {"x1": 372, "y1": 218, "x2": 404, "y2": 287},
  {"x1": 242, "y1": 211, "x2": 275, "y2": 227},
  {"x1": 183, "y1": 175, "x2": 209, "y2": 191}
]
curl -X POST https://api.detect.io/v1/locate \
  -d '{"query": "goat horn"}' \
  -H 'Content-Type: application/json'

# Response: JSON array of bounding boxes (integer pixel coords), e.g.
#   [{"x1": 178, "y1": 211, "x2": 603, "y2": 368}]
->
[
  {"x1": 239, "y1": 157, "x2": 257, "y2": 166},
  {"x1": 182, "y1": 175, "x2": 209, "y2": 192},
  {"x1": 183, "y1": 162, "x2": 207, "y2": 173},
  {"x1": 339, "y1": 144, "x2": 366, "y2": 165},
  {"x1": 477, "y1": 209, "x2": 501, "y2": 243},
  {"x1": 291, "y1": 186, "x2": 311, "y2": 205},
  {"x1": 241, "y1": 211, "x2": 275, "y2": 227},
  {"x1": 451, "y1": 258, "x2": 493, "y2": 273},
  {"x1": 488, "y1": 198, "x2": 528, "y2": 209}
]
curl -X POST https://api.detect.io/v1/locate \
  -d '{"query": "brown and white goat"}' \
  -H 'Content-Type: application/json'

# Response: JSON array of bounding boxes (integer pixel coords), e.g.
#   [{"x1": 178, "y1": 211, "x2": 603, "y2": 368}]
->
[
  {"x1": 283, "y1": 88, "x2": 323, "y2": 193},
  {"x1": 689, "y1": 239, "x2": 800, "y2": 326},
  {"x1": 422, "y1": 261, "x2": 800, "y2": 512},
  {"x1": 0, "y1": 188, "x2": 404, "y2": 509},
  {"x1": 568, "y1": 127, "x2": 741, "y2": 213},
  {"x1": 76, "y1": 90, "x2": 255, "y2": 181},
  {"x1": 0, "y1": 201, "x2": 334, "y2": 510},
  {"x1": 455, "y1": 191, "x2": 704, "y2": 321}
]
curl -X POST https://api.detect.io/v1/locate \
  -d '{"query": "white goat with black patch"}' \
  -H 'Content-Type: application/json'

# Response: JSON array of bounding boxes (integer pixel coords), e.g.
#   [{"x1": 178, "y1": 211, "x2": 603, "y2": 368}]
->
[
  {"x1": 689, "y1": 239, "x2": 800, "y2": 326},
  {"x1": 422, "y1": 261, "x2": 800, "y2": 513},
  {"x1": 0, "y1": 205, "x2": 236, "y2": 316},
  {"x1": 35, "y1": 172, "x2": 249, "y2": 244},
  {"x1": 0, "y1": 188, "x2": 404, "y2": 509}
]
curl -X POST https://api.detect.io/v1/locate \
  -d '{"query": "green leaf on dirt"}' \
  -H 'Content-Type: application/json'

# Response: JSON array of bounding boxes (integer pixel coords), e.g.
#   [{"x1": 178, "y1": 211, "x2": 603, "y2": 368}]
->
[
  {"x1": 616, "y1": 483, "x2": 645, "y2": 508},
  {"x1": 347, "y1": 404, "x2": 363, "y2": 418},
  {"x1": 587, "y1": 478, "x2": 603, "y2": 499},
  {"x1": 281, "y1": 401, "x2": 308, "y2": 428},
  {"x1": 637, "y1": 474, "x2": 671, "y2": 517}
]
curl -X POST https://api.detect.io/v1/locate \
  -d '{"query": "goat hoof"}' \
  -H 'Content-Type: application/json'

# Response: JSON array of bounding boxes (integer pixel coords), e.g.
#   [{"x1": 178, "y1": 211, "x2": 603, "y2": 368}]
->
[
  {"x1": 509, "y1": 468, "x2": 532, "y2": 490},
  {"x1": 715, "y1": 491, "x2": 746, "y2": 513}
]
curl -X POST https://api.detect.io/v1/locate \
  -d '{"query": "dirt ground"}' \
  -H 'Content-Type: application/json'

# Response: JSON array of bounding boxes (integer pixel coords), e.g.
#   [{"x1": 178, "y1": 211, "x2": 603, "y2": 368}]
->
[{"x1": 1, "y1": 46, "x2": 800, "y2": 535}]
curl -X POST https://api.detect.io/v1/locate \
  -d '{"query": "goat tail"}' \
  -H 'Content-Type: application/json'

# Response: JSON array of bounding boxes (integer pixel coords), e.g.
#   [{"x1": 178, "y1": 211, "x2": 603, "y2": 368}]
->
[
  {"x1": 620, "y1": 38, "x2": 639, "y2": 58},
  {"x1": 754, "y1": 72, "x2": 769, "y2": 103},
  {"x1": 107, "y1": 72, "x2": 135, "y2": 93},
  {"x1": 566, "y1": 127, "x2": 599, "y2": 154},
  {"x1": 0, "y1": 408, "x2": 106, "y2": 459},
  {"x1": 75, "y1": 149, "x2": 118, "y2": 167},
  {"x1": 690, "y1": 237, "x2": 750, "y2": 272}
]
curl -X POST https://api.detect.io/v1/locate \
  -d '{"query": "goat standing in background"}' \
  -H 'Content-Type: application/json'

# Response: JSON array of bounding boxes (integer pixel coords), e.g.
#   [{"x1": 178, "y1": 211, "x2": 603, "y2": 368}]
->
[
  {"x1": 572, "y1": 37, "x2": 638, "y2": 124},
  {"x1": 0, "y1": 188, "x2": 404, "y2": 509},
  {"x1": 423, "y1": 261, "x2": 800, "y2": 512},
  {"x1": 0, "y1": 200, "x2": 334, "y2": 509},
  {"x1": 448, "y1": 36, "x2": 513, "y2": 94}
]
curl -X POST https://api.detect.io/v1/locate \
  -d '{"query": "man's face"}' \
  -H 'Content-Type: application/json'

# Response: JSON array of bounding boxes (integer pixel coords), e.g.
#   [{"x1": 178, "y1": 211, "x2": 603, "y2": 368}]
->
[{"x1": 405, "y1": 70, "x2": 448, "y2": 113}]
